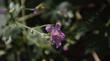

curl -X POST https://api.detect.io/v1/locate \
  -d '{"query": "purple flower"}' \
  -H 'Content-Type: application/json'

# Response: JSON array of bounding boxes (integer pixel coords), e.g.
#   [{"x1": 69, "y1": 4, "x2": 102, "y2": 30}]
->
[
  {"x1": 0, "y1": 8, "x2": 7, "y2": 14},
  {"x1": 45, "y1": 22, "x2": 65, "y2": 48}
]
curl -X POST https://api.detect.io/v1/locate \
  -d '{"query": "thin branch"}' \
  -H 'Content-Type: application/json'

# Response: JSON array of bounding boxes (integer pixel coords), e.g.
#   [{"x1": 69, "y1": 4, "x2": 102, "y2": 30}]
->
[
  {"x1": 16, "y1": 51, "x2": 20, "y2": 61},
  {"x1": 92, "y1": 51, "x2": 101, "y2": 61}
]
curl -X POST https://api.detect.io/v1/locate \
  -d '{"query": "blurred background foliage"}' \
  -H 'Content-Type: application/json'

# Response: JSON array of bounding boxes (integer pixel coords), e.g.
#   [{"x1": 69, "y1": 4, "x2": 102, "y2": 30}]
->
[{"x1": 0, "y1": 0, "x2": 110, "y2": 61}]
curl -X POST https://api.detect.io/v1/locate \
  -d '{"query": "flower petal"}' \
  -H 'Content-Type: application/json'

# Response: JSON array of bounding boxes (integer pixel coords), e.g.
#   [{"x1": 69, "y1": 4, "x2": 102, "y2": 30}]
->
[
  {"x1": 45, "y1": 24, "x2": 53, "y2": 32},
  {"x1": 55, "y1": 21, "x2": 61, "y2": 30}
]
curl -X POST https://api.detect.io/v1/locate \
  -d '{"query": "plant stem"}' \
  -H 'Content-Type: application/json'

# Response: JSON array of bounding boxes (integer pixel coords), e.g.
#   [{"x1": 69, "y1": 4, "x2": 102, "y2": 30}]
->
[
  {"x1": 16, "y1": 11, "x2": 42, "y2": 22},
  {"x1": 21, "y1": 0, "x2": 25, "y2": 16}
]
